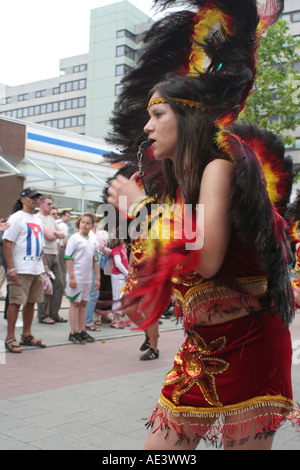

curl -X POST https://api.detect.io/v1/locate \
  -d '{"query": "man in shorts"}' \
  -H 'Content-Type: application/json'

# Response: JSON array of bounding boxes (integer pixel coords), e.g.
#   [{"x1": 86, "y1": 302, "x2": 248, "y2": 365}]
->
[{"x1": 3, "y1": 187, "x2": 49, "y2": 353}]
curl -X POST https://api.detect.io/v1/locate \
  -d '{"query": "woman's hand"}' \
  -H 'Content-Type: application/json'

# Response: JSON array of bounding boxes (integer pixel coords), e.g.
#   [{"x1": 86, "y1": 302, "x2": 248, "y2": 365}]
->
[
  {"x1": 107, "y1": 173, "x2": 145, "y2": 212},
  {"x1": 0, "y1": 219, "x2": 9, "y2": 232}
]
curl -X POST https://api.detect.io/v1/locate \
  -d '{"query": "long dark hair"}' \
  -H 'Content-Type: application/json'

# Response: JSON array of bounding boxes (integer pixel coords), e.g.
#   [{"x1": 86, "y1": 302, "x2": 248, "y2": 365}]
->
[{"x1": 150, "y1": 77, "x2": 224, "y2": 207}]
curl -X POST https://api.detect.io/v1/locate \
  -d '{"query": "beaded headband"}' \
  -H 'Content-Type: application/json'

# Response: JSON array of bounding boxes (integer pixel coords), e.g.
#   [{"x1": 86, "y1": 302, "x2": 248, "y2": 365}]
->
[{"x1": 147, "y1": 97, "x2": 202, "y2": 111}]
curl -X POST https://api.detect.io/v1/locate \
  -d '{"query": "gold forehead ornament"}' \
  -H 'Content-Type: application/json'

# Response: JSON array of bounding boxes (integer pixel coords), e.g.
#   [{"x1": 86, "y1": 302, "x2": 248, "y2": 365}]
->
[{"x1": 147, "y1": 97, "x2": 202, "y2": 111}]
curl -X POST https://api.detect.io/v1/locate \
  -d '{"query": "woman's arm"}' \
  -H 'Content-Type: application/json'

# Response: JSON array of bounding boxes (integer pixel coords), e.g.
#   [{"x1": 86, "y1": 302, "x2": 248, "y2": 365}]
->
[{"x1": 195, "y1": 159, "x2": 233, "y2": 278}]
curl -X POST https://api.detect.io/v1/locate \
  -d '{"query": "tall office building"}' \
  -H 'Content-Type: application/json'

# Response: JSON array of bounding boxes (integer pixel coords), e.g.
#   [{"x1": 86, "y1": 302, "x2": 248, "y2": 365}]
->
[
  {"x1": 85, "y1": 1, "x2": 151, "y2": 138},
  {"x1": 0, "y1": 1, "x2": 152, "y2": 140}
]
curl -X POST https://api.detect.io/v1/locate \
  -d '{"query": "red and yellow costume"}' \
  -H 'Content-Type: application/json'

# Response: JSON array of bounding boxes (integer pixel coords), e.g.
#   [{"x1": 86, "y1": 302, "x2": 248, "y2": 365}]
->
[{"x1": 104, "y1": 0, "x2": 300, "y2": 446}]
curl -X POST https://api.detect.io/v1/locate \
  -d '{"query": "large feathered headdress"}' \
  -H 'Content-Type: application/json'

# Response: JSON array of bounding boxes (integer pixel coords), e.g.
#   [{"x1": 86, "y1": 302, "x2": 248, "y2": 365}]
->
[{"x1": 106, "y1": 0, "x2": 284, "y2": 179}]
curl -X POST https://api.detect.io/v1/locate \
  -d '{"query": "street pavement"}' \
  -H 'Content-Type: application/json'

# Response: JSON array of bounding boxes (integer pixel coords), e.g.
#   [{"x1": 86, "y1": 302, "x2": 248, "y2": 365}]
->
[{"x1": 0, "y1": 297, "x2": 299, "y2": 451}]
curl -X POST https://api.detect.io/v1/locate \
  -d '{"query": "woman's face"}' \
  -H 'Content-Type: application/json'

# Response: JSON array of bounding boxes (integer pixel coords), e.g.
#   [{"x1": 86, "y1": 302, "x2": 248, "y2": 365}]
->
[{"x1": 144, "y1": 91, "x2": 178, "y2": 161}]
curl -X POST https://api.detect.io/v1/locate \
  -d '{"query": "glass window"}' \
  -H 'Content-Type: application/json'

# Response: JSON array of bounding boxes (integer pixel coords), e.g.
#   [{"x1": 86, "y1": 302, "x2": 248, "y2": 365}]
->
[
  {"x1": 115, "y1": 84, "x2": 124, "y2": 96},
  {"x1": 34, "y1": 105, "x2": 41, "y2": 115},
  {"x1": 293, "y1": 11, "x2": 300, "y2": 22},
  {"x1": 40, "y1": 104, "x2": 47, "y2": 114},
  {"x1": 58, "y1": 119, "x2": 64, "y2": 129},
  {"x1": 59, "y1": 101, "x2": 66, "y2": 111},
  {"x1": 78, "y1": 115, "x2": 85, "y2": 126},
  {"x1": 53, "y1": 87, "x2": 60, "y2": 94},
  {"x1": 72, "y1": 98, "x2": 79, "y2": 108},
  {"x1": 18, "y1": 94, "x2": 28, "y2": 101},
  {"x1": 78, "y1": 97, "x2": 86, "y2": 107},
  {"x1": 73, "y1": 64, "x2": 87, "y2": 73},
  {"x1": 65, "y1": 118, "x2": 71, "y2": 128},
  {"x1": 52, "y1": 120, "x2": 58, "y2": 128},
  {"x1": 281, "y1": 13, "x2": 291, "y2": 22},
  {"x1": 116, "y1": 45, "x2": 125, "y2": 57},
  {"x1": 66, "y1": 100, "x2": 72, "y2": 110},
  {"x1": 17, "y1": 109, "x2": 23, "y2": 118},
  {"x1": 116, "y1": 64, "x2": 124, "y2": 76},
  {"x1": 295, "y1": 138, "x2": 300, "y2": 149},
  {"x1": 66, "y1": 82, "x2": 73, "y2": 92},
  {"x1": 53, "y1": 102, "x2": 59, "y2": 112},
  {"x1": 79, "y1": 79, "x2": 86, "y2": 89},
  {"x1": 71, "y1": 117, "x2": 77, "y2": 127},
  {"x1": 116, "y1": 64, "x2": 132, "y2": 76},
  {"x1": 73, "y1": 80, "x2": 79, "y2": 91},
  {"x1": 47, "y1": 103, "x2": 53, "y2": 113},
  {"x1": 117, "y1": 29, "x2": 135, "y2": 42},
  {"x1": 36, "y1": 90, "x2": 46, "y2": 98},
  {"x1": 60, "y1": 83, "x2": 66, "y2": 93}
]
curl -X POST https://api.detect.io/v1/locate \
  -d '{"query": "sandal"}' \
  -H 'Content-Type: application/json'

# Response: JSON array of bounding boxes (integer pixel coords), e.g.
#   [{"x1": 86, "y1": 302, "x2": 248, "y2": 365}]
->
[
  {"x1": 39, "y1": 317, "x2": 55, "y2": 325},
  {"x1": 56, "y1": 317, "x2": 68, "y2": 323},
  {"x1": 20, "y1": 335, "x2": 46, "y2": 349},
  {"x1": 110, "y1": 321, "x2": 125, "y2": 329},
  {"x1": 140, "y1": 348, "x2": 159, "y2": 361},
  {"x1": 85, "y1": 324, "x2": 101, "y2": 332},
  {"x1": 5, "y1": 338, "x2": 22, "y2": 354}
]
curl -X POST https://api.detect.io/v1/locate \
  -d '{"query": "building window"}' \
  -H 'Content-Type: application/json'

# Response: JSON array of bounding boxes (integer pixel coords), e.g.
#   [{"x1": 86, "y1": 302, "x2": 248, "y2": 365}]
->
[
  {"x1": 292, "y1": 11, "x2": 300, "y2": 22},
  {"x1": 53, "y1": 79, "x2": 87, "y2": 95},
  {"x1": 1, "y1": 97, "x2": 86, "y2": 119},
  {"x1": 38, "y1": 115, "x2": 85, "y2": 129},
  {"x1": 35, "y1": 90, "x2": 47, "y2": 98},
  {"x1": 282, "y1": 13, "x2": 291, "y2": 22},
  {"x1": 116, "y1": 64, "x2": 133, "y2": 76},
  {"x1": 2, "y1": 97, "x2": 12, "y2": 105},
  {"x1": 116, "y1": 45, "x2": 136, "y2": 60},
  {"x1": 295, "y1": 138, "x2": 300, "y2": 149},
  {"x1": 117, "y1": 29, "x2": 136, "y2": 42},
  {"x1": 18, "y1": 93, "x2": 28, "y2": 101},
  {"x1": 115, "y1": 84, "x2": 124, "y2": 96},
  {"x1": 73, "y1": 64, "x2": 87, "y2": 73}
]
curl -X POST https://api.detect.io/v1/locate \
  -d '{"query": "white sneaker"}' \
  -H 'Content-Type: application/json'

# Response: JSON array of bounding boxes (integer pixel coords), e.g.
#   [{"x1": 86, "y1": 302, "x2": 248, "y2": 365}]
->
[{"x1": 15, "y1": 319, "x2": 23, "y2": 328}]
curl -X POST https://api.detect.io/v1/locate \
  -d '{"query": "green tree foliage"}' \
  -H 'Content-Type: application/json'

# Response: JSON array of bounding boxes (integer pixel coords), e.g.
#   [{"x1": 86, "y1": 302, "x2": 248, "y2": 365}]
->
[{"x1": 243, "y1": 19, "x2": 300, "y2": 147}]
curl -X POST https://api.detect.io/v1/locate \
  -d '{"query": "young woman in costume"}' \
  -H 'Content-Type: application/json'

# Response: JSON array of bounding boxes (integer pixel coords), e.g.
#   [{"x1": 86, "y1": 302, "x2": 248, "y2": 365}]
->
[{"x1": 106, "y1": 0, "x2": 299, "y2": 450}]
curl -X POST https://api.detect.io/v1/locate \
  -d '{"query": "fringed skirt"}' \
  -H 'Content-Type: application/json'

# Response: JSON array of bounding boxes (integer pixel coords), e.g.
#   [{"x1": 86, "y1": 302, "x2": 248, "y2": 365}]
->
[{"x1": 147, "y1": 313, "x2": 298, "y2": 447}]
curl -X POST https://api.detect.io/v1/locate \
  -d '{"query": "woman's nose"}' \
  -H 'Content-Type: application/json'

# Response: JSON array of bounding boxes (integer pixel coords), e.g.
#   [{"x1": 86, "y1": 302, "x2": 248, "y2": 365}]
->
[{"x1": 144, "y1": 119, "x2": 153, "y2": 134}]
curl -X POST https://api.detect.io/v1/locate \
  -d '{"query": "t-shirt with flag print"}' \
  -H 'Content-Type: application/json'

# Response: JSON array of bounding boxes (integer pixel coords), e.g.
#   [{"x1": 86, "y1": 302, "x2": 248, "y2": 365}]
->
[{"x1": 3, "y1": 210, "x2": 44, "y2": 275}]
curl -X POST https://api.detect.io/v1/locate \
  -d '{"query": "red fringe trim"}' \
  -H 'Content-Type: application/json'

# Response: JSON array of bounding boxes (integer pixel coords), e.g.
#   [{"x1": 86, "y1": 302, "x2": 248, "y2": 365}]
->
[{"x1": 146, "y1": 400, "x2": 300, "y2": 447}]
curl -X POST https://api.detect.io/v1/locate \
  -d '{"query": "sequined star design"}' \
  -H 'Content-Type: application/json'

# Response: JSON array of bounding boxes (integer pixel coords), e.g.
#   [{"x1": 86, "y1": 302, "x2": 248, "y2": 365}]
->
[{"x1": 163, "y1": 331, "x2": 230, "y2": 407}]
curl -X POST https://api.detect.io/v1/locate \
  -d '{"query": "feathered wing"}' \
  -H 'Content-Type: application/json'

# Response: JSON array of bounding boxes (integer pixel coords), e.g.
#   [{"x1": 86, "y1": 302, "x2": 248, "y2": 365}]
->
[{"x1": 216, "y1": 126, "x2": 295, "y2": 326}]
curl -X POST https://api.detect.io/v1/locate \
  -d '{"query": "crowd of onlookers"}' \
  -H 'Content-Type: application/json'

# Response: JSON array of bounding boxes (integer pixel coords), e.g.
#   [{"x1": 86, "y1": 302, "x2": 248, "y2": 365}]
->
[{"x1": 0, "y1": 187, "x2": 133, "y2": 354}]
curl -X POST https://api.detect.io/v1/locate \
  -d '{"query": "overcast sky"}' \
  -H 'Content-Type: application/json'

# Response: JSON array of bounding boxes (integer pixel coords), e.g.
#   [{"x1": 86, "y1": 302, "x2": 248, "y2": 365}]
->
[{"x1": 0, "y1": 0, "x2": 156, "y2": 87}]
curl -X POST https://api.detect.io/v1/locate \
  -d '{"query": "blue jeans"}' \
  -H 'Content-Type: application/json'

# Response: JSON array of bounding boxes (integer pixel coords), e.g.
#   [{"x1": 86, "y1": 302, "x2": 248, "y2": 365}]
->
[{"x1": 85, "y1": 271, "x2": 99, "y2": 325}]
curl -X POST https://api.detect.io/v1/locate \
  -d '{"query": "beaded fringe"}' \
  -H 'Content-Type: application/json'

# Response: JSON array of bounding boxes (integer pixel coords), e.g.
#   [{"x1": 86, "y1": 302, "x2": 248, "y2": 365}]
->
[{"x1": 146, "y1": 396, "x2": 300, "y2": 447}]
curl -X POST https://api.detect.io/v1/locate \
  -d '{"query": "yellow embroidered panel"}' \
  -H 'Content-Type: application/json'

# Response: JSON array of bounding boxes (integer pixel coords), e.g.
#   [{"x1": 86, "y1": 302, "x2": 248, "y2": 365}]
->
[{"x1": 163, "y1": 331, "x2": 230, "y2": 407}]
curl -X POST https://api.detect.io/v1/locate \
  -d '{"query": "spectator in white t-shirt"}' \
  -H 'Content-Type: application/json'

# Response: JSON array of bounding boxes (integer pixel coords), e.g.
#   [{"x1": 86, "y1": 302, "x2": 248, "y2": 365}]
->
[
  {"x1": 56, "y1": 210, "x2": 71, "y2": 291},
  {"x1": 3, "y1": 187, "x2": 49, "y2": 353},
  {"x1": 36, "y1": 196, "x2": 66, "y2": 324},
  {"x1": 65, "y1": 213, "x2": 100, "y2": 344}
]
